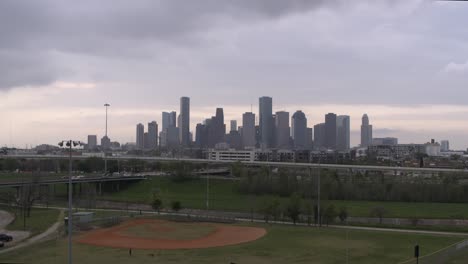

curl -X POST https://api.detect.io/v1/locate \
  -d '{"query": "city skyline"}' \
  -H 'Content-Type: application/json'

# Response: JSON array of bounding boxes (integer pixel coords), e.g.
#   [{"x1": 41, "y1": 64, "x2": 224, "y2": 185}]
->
[
  {"x1": 1, "y1": 100, "x2": 465, "y2": 150},
  {"x1": 1, "y1": 1, "x2": 468, "y2": 149}
]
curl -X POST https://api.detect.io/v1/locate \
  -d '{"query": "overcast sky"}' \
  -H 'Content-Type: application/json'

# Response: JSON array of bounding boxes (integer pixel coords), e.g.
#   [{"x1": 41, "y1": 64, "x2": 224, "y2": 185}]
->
[{"x1": 1, "y1": 0, "x2": 467, "y2": 149}]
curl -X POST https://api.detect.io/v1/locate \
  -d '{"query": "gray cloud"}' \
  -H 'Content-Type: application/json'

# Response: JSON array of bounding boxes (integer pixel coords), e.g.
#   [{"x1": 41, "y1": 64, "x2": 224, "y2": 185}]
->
[{"x1": 0, "y1": 0, "x2": 340, "y2": 90}]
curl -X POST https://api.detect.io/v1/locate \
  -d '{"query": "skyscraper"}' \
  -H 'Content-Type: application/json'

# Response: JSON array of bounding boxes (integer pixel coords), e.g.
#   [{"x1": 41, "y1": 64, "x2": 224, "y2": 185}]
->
[
  {"x1": 195, "y1": 123, "x2": 208, "y2": 148},
  {"x1": 87, "y1": 135, "x2": 97, "y2": 150},
  {"x1": 207, "y1": 108, "x2": 226, "y2": 148},
  {"x1": 441, "y1": 140, "x2": 450, "y2": 152},
  {"x1": 160, "y1": 111, "x2": 177, "y2": 147},
  {"x1": 292, "y1": 111, "x2": 307, "y2": 149},
  {"x1": 179, "y1": 97, "x2": 190, "y2": 146},
  {"x1": 148, "y1": 121, "x2": 158, "y2": 149},
  {"x1": 361, "y1": 114, "x2": 373, "y2": 147},
  {"x1": 259, "y1": 96, "x2": 273, "y2": 149},
  {"x1": 336, "y1": 115, "x2": 350, "y2": 151},
  {"x1": 169, "y1": 111, "x2": 177, "y2": 128},
  {"x1": 314, "y1": 123, "x2": 325, "y2": 149},
  {"x1": 325, "y1": 113, "x2": 337, "y2": 149},
  {"x1": 230, "y1": 120, "x2": 237, "y2": 132},
  {"x1": 162, "y1": 112, "x2": 170, "y2": 131},
  {"x1": 275, "y1": 111, "x2": 290, "y2": 149},
  {"x1": 306, "y1": 128, "x2": 313, "y2": 149},
  {"x1": 242, "y1": 112, "x2": 256, "y2": 149},
  {"x1": 143, "y1": 132, "x2": 149, "y2": 149},
  {"x1": 136, "y1": 123, "x2": 144, "y2": 149}
]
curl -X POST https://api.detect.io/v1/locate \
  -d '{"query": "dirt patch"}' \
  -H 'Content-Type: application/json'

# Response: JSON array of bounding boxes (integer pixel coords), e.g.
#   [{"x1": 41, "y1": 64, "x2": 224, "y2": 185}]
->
[{"x1": 77, "y1": 218, "x2": 266, "y2": 250}]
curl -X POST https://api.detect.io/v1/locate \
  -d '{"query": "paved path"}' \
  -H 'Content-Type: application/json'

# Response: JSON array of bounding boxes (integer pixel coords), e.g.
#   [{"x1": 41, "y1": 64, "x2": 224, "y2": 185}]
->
[
  {"x1": 0, "y1": 210, "x2": 31, "y2": 248},
  {"x1": 0, "y1": 210, "x2": 63, "y2": 255},
  {"x1": 0, "y1": 210, "x2": 14, "y2": 228}
]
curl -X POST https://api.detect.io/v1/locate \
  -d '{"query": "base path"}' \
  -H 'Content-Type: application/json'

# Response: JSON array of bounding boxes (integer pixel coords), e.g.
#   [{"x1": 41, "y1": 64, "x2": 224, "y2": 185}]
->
[{"x1": 77, "y1": 219, "x2": 267, "y2": 250}]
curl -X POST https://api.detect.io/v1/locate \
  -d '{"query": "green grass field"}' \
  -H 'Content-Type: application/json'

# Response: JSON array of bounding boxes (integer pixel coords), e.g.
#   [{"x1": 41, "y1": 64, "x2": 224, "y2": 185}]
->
[
  {"x1": 1, "y1": 221, "x2": 465, "y2": 264},
  {"x1": 0, "y1": 205, "x2": 61, "y2": 236},
  {"x1": 101, "y1": 177, "x2": 468, "y2": 220}
]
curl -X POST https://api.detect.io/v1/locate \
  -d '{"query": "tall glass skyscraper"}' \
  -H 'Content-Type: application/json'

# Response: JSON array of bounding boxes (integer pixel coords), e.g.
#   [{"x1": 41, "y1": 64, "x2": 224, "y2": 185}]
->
[
  {"x1": 179, "y1": 97, "x2": 190, "y2": 146},
  {"x1": 361, "y1": 114, "x2": 373, "y2": 147},
  {"x1": 292, "y1": 110, "x2": 307, "y2": 149},
  {"x1": 259, "y1": 96, "x2": 273, "y2": 149}
]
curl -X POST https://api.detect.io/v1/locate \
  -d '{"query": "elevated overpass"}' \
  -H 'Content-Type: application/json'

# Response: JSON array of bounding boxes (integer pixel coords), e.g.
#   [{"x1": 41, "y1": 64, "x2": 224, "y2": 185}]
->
[
  {"x1": 5, "y1": 154, "x2": 468, "y2": 174},
  {"x1": 0, "y1": 175, "x2": 147, "y2": 188}
]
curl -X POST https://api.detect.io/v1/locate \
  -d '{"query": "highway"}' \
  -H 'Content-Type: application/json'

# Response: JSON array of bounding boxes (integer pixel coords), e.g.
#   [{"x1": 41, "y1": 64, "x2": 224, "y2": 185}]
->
[
  {"x1": 0, "y1": 175, "x2": 146, "y2": 188},
  {"x1": 6, "y1": 154, "x2": 468, "y2": 174}
]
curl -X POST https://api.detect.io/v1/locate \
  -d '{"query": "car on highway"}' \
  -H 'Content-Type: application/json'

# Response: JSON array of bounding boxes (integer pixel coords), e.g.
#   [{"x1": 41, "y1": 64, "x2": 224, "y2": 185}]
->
[
  {"x1": 0, "y1": 241, "x2": 4, "y2": 248},
  {"x1": 0, "y1": 233, "x2": 13, "y2": 242}
]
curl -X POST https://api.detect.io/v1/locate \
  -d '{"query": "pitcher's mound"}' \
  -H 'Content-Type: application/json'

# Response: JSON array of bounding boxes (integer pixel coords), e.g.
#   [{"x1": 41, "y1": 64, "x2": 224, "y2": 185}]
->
[{"x1": 77, "y1": 219, "x2": 266, "y2": 249}]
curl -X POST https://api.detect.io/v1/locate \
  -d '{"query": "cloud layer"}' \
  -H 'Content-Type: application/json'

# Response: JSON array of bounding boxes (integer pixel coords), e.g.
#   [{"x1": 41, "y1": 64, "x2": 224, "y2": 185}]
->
[{"x1": 1, "y1": 0, "x2": 468, "y2": 148}]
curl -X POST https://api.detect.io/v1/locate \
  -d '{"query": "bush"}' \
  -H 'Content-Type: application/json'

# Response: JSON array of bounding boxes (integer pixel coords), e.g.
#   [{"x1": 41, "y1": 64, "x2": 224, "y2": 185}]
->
[
  {"x1": 339, "y1": 207, "x2": 348, "y2": 223},
  {"x1": 151, "y1": 198, "x2": 163, "y2": 214},
  {"x1": 171, "y1": 201, "x2": 182, "y2": 212}
]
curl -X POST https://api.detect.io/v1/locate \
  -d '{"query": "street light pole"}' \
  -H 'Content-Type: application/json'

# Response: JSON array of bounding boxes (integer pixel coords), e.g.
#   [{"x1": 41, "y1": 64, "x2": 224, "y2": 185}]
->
[
  {"x1": 58, "y1": 140, "x2": 82, "y2": 264},
  {"x1": 67, "y1": 140, "x2": 72, "y2": 264}
]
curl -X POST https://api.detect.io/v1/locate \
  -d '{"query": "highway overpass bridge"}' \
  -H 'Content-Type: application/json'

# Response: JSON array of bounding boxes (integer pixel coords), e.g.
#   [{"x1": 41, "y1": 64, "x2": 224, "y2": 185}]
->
[{"x1": 5, "y1": 154, "x2": 468, "y2": 174}]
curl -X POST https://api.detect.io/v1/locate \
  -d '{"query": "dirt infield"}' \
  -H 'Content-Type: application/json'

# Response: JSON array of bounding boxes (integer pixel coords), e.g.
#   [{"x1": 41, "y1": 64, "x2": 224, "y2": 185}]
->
[{"x1": 77, "y1": 219, "x2": 267, "y2": 250}]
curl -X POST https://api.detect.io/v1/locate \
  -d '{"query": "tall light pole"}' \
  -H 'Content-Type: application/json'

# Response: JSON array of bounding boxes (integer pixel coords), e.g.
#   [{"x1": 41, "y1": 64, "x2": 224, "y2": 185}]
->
[
  {"x1": 58, "y1": 140, "x2": 82, "y2": 264},
  {"x1": 104, "y1": 103, "x2": 110, "y2": 174}
]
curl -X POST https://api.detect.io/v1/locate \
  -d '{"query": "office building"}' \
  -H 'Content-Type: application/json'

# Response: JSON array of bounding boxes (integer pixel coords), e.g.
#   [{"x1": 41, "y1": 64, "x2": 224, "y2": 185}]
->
[
  {"x1": 143, "y1": 132, "x2": 149, "y2": 149},
  {"x1": 179, "y1": 97, "x2": 190, "y2": 146},
  {"x1": 336, "y1": 115, "x2": 350, "y2": 151},
  {"x1": 372, "y1": 137, "x2": 398, "y2": 146},
  {"x1": 161, "y1": 111, "x2": 177, "y2": 147},
  {"x1": 275, "y1": 111, "x2": 290, "y2": 149},
  {"x1": 259, "y1": 96, "x2": 273, "y2": 148},
  {"x1": 306, "y1": 128, "x2": 313, "y2": 149},
  {"x1": 292, "y1": 111, "x2": 307, "y2": 149},
  {"x1": 225, "y1": 131, "x2": 242, "y2": 149},
  {"x1": 242, "y1": 112, "x2": 256, "y2": 149},
  {"x1": 166, "y1": 127, "x2": 179, "y2": 148},
  {"x1": 195, "y1": 123, "x2": 208, "y2": 148},
  {"x1": 314, "y1": 123, "x2": 325, "y2": 149},
  {"x1": 325, "y1": 113, "x2": 337, "y2": 149},
  {"x1": 441, "y1": 140, "x2": 450, "y2": 152},
  {"x1": 147, "y1": 121, "x2": 158, "y2": 149},
  {"x1": 207, "y1": 108, "x2": 226, "y2": 148},
  {"x1": 230, "y1": 120, "x2": 237, "y2": 132},
  {"x1": 361, "y1": 114, "x2": 373, "y2": 147},
  {"x1": 100, "y1": 136, "x2": 111, "y2": 150},
  {"x1": 136, "y1": 123, "x2": 144, "y2": 149},
  {"x1": 87, "y1": 135, "x2": 97, "y2": 150}
]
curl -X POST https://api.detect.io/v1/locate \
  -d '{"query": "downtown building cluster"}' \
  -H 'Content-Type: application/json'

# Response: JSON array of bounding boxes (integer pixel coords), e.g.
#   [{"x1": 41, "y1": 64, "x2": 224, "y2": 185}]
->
[
  {"x1": 129, "y1": 96, "x2": 375, "y2": 154},
  {"x1": 80, "y1": 96, "x2": 455, "y2": 163}
]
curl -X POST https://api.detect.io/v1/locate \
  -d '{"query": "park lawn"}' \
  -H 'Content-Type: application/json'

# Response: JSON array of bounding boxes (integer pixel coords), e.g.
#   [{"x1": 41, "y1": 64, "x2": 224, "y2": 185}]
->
[
  {"x1": 100, "y1": 177, "x2": 468, "y2": 220},
  {"x1": 0, "y1": 205, "x2": 61, "y2": 236},
  {"x1": 447, "y1": 247, "x2": 468, "y2": 264},
  {"x1": 1, "y1": 223, "x2": 464, "y2": 264}
]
